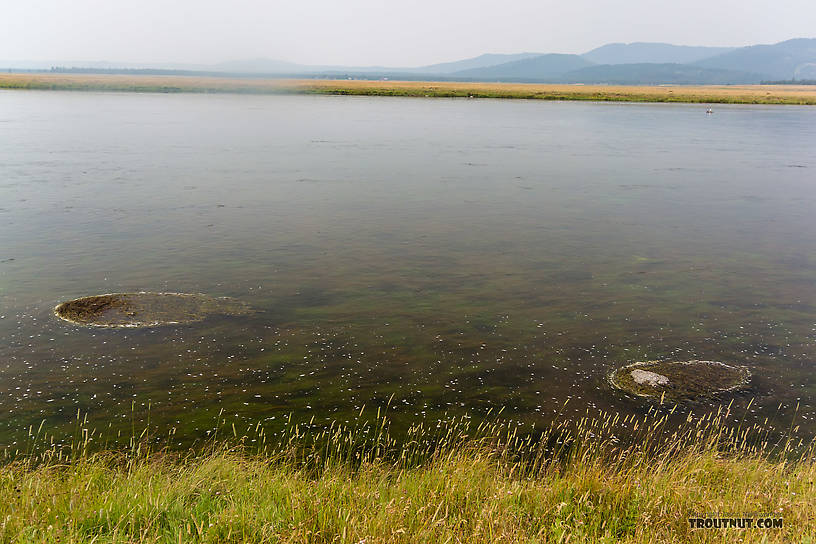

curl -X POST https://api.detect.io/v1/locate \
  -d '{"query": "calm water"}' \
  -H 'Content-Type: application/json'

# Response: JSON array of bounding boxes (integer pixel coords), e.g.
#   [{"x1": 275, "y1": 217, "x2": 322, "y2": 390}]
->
[{"x1": 1, "y1": 90, "x2": 815, "y2": 449}]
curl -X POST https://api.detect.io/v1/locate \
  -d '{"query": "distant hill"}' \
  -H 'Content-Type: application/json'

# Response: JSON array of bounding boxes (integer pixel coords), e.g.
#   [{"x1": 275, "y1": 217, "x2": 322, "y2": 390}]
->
[
  {"x1": 211, "y1": 58, "x2": 306, "y2": 73},
  {"x1": 583, "y1": 42, "x2": 735, "y2": 65},
  {"x1": 452, "y1": 54, "x2": 594, "y2": 80},
  {"x1": 559, "y1": 63, "x2": 764, "y2": 85},
  {"x1": 207, "y1": 54, "x2": 549, "y2": 76},
  {"x1": 8, "y1": 38, "x2": 816, "y2": 85},
  {"x1": 441, "y1": 39, "x2": 816, "y2": 84},
  {"x1": 413, "y1": 53, "x2": 544, "y2": 74},
  {"x1": 696, "y1": 38, "x2": 816, "y2": 80}
]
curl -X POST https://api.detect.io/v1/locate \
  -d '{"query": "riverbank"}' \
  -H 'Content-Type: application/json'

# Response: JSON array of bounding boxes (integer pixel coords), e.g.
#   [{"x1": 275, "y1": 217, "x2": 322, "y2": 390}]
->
[
  {"x1": 2, "y1": 73, "x2": 816, "y2": 104},
  {"x1": 2, "y1": 446, "x2": 811, "y2": 543},
  {"x1": 2, "y1": 409, "x2": 814, "y2": 542}
]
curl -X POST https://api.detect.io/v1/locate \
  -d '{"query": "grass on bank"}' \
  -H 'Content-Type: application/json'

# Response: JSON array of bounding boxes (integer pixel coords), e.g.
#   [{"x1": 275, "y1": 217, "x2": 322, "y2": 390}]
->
[
  {"x1": 1, "y1": 403, "x2": 815, "y2": 543},
  {"x1": 2, "y1": 73, "x2": 816, "y2": 104}
]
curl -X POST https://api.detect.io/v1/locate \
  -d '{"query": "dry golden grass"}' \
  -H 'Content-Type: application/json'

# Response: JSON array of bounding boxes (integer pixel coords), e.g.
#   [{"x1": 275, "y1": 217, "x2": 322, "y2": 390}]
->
[{"x1": 2, "y1": 73, "x2": 816, "y2": 104}]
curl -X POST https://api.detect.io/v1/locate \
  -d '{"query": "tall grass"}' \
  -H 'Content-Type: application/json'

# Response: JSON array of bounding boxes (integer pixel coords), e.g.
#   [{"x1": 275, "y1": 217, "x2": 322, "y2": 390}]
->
[{"x1": 1, "y1": 401, "x2": 814, "y2": 542}]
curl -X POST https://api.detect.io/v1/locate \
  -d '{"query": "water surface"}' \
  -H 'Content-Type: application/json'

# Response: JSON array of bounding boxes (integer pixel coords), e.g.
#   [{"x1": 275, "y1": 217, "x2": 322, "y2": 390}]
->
[{"x1": 1, "y1": 91, "x2": 815, "y2": 448}]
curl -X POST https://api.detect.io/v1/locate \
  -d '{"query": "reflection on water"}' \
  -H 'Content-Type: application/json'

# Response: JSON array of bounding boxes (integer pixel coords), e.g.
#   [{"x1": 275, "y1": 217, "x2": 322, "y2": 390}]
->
[{"x1": 1, "y1": 90, "x2": 815, "y2": 449}]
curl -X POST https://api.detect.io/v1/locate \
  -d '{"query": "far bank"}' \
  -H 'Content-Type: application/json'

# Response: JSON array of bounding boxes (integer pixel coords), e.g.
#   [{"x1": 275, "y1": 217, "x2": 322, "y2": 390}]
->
[{"x1": 2, "y1": 73, "x2": 816, "y2": 104}]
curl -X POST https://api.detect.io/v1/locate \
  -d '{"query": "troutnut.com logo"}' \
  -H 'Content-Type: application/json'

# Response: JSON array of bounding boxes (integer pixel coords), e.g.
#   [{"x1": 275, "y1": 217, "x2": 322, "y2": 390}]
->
[{"x1": 688, "y1": 513, "x2": 783, "y2": 529}]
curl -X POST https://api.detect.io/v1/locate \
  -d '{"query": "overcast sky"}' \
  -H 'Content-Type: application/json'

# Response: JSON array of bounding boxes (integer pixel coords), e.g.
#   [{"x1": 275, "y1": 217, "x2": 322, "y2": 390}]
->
[{"x1": 2, "y1": 0, "x2": 813, "y2": 66}]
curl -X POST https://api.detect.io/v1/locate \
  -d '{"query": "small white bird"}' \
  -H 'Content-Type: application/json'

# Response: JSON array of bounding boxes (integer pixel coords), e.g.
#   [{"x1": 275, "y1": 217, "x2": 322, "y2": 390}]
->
[{"x1": 706, "y1": 108, "x2": 713, "y2": 114}]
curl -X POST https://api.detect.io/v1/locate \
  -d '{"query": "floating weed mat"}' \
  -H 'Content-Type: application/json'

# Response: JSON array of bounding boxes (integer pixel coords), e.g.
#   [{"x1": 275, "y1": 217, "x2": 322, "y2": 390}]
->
[
  {"x1": 609, "y1": 360, "x2": 751, "y2": 402},
  {"x1": 53, "y1": 292, "x2": 251, "y2": 328}
]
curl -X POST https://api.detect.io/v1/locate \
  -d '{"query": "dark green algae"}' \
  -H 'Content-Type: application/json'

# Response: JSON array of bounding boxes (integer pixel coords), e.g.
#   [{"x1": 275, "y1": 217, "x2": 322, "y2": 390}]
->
[
  {"x1": 610, "y1": 360, "x2": 751, "y2": 402},
  {"x1": 54, "y1": 292, "x2": 251, "y2": 328}
]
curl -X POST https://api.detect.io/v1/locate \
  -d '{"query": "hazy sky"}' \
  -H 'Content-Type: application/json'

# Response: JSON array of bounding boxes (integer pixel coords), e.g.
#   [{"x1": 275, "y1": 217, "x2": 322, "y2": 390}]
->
[{"x1": 3, "y1": 0, "x2": 814, "y2": 66}]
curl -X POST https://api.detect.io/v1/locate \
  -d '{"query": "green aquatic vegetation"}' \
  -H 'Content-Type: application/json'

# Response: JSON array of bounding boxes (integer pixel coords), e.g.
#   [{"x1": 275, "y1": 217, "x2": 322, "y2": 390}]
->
[
  {"x1": 610, "y1": 360, "x2": 751, "y2": 401},
  {"x1": 54, "y1": 292, "x2": 252, "y2": 328}
]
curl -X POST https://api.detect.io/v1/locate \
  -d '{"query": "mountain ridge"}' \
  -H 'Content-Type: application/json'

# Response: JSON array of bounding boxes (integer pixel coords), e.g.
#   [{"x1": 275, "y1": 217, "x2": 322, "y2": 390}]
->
[
  {"x1": 695, "y1": 38, "x2": 816, "y2": 80},
  {"x1": 7, "y1": 38, "x2": 816, "y2": 85},
  {"x1": 452, "y1": 54, "x2": 594, "y2": 79},
  {"x1": 583, "y1": 42, "x2": 736, "y2": 65}
]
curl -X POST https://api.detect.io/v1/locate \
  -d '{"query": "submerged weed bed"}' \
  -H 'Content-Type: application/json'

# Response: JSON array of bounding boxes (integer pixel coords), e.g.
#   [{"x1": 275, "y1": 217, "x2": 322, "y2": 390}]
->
[
  {"x1": 609, "y1": 360, "x2": 751, "y2": 402},
  {"x1": 54, "y1": 292, "x2": 252, "y2": 328}
]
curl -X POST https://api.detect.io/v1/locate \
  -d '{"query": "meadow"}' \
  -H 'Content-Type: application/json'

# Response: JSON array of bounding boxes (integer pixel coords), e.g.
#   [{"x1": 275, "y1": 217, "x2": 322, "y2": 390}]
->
[
  {"x1": 2, "y1": 73, "x2": 816, "y2": 104},
  {"x1": 2, "y1": 404, "x2": 814, "y2": 543}
]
